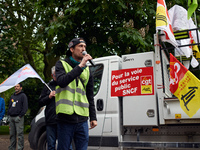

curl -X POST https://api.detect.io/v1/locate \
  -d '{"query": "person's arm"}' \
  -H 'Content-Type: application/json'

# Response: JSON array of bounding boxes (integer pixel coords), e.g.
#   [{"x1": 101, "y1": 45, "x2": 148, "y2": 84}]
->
[
  {"x1": 55, "y1": 60, "x2": 83, "y2": 88},
  {"x1": 86, "y1": 69, "x2": 97, "y2": 122},
  {"x1": 38, "y1": 84, "x2": 51, "y2": 107}
]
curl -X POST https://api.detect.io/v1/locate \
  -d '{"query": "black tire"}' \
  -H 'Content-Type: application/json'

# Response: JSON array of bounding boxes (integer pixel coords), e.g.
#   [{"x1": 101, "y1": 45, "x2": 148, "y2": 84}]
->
[{"x1": 38, "y1": 131, "x2": 47, "y2": 150}]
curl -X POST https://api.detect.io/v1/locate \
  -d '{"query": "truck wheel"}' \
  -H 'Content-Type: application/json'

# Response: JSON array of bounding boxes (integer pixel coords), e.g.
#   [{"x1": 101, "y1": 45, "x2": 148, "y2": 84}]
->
[{"x1": 38, "y1": 131, "x2": 47, "y2": 150}]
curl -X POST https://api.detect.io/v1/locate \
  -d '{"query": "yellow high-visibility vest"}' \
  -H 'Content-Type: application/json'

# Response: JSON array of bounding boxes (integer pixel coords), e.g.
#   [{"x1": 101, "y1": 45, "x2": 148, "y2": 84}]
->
[{"x1": 55, "y1": 60, "x2": 90, "y2": 117}]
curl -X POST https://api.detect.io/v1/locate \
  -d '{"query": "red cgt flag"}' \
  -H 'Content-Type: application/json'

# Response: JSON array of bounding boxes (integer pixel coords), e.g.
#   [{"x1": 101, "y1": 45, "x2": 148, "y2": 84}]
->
[{"x1": 170, "y1": 53, "x2": 200, "y2": 117}]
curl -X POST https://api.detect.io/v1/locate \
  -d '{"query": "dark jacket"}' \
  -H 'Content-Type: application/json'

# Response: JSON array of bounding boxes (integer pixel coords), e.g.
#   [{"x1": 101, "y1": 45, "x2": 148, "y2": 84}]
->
[
  {"x1": 39, "y1": 80, "x2": 57, "y2": 125},
  {"x1": 55, "y1": 57, "x2": 97, "y2": 124},
  {"x1": 8, "y1": 91, "x2": 28, "y2": 118}
]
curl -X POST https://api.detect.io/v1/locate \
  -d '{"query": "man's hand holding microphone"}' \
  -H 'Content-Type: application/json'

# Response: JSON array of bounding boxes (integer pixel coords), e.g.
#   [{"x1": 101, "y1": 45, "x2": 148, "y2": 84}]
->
[{"x1": 79, "y1": 51, "x2": 95, "y2": 68}]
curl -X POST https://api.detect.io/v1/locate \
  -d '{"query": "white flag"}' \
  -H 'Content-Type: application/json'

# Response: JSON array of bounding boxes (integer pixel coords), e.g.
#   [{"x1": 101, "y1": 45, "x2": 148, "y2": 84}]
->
[
  {"x1": 168, "y1": 5, "x2": 199, "y2": 68},
  {"x1": 0, "y1": 64, "x2": 45, "y2": 93}
]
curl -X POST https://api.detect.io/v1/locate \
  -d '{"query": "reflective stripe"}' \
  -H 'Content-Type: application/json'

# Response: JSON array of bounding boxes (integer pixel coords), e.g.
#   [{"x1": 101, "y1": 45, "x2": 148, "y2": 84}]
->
[
  {"x1": 56, "y1": 99, "x2": 73, "y2": 107},
  {"x1": 75, "y1": 101, "x2": 89, "y2": 108},
  {"x1": 56, "y1": 99, "x2": 89, "y2": 108},
  {"x1": 56, "y1": 86, "x2": 75, "y2": 94},
  {"x1": 76, "y1": 88, "x2": 86, "y2": 95},
  {"x1": 56, "y1": 86, "x2": 86, "y2": 95}
]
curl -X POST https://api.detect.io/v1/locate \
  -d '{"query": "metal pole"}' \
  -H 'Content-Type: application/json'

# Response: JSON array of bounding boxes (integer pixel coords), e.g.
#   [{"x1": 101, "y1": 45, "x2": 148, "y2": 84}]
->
[{"x1": 44, "y1": 83, "x2": 52, "y2": 92}]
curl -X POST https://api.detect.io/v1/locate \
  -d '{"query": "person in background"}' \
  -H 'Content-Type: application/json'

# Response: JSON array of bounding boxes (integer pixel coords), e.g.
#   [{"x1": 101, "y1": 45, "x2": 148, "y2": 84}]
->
[
  {"x1": 55, "y1": 37, "x2": 97, "y2": 150},
  {"x1": 8, "y1": 83, "x2": 28, "y2": 150},
  {"x1": 0, "y1": 95, "x2": 5, "y2": 126},
  {"x1": 38, "y1": 66, "x2": 58, "y2": 150}
]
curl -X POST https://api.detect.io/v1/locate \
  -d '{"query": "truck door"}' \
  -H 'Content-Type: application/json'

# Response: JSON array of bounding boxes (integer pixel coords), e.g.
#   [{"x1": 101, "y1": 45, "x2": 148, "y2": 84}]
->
[
  {"x1": 88, "y1": 56, "x2": 121, "y2": 147},
  {"x1": 122, "y1": 52, "x2": 158, "y2": 126},
  {"x1": 89, "y1": 60, "x2": 108, "y2": 136}
]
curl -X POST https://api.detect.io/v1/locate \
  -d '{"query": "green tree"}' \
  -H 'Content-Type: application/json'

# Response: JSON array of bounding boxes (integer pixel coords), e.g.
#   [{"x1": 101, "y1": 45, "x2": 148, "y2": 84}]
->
[
  {"x1": 43, "y1": 0, "x2": 188, "y2": 57},
  {"x1": 0, "y1": 0, "x2": 60, "y2": 120},
  {"x1": 0, "y1": 0, "x2": 59, "y2": 81}
]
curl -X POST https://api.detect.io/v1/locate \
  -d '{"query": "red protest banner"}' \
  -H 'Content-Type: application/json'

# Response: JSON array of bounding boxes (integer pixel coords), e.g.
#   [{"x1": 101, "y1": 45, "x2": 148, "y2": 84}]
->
[
  {"x1": 111, "y1": 67, "x2": 154, "y2": 97},
  {"x1": 170, "y1": 53, "x2": 200, "y2": 117}
]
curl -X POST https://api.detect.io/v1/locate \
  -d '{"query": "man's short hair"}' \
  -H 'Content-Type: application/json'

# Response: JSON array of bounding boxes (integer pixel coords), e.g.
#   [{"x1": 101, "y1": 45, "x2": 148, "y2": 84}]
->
[
  {"x1": 18, "y1": 83, "x2": 22, "y2": 87},
  {"x1": 66, "y1": 38, "x2": 86, "y2": 56},
  {"x1": 51, "y1": 66, "x2": 55, "y2": 74}
]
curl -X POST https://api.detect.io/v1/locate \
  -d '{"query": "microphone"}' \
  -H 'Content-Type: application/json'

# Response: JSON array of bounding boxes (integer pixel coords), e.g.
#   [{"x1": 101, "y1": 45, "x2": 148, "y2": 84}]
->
[{"x1": 82, "y1": 51, "x2": 95, "y2": 66}]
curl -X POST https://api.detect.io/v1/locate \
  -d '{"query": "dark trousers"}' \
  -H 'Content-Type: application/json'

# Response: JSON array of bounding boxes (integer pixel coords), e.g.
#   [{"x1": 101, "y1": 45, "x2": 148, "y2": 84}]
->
[
  {"x1": 46, "y1": 124, "x2": 57, "y2": 150},
  {"x1": 57, "y1": 121, "x2": 88, "y2": 150}
]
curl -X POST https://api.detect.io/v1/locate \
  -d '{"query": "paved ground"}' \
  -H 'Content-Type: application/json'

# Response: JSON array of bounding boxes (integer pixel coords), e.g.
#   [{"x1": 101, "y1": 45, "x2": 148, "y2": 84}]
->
[{"x1": 0, "y1": 134, "x2": 32, "y2": 150}]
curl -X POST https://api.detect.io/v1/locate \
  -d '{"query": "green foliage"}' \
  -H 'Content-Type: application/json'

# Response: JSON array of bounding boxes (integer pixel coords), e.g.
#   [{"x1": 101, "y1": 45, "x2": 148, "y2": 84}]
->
[
  {"x1": 24, "y1": 125, "x2": 31, "y2": 133},
  {"x1": 0, "y1": 25, "x2": 22, "y2": 78},
  {"x1": 21, "y1": 79, "x2": 44, "y2": 122},
  {"x1": 0, "y1": 126, "x2": 9, "y2": 135},
  {"x1": 40, "y1": 0, "x2": 189, "y2": 57},
  {"x1": 0, "y1": 0, "x2": 59, "y2": 81}
]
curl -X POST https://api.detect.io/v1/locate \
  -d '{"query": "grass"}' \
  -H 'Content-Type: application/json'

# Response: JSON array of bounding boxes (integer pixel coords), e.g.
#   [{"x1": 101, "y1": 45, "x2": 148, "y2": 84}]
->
[
  {"x1": 0, "y1": 126, "x2": 9, "y2": 135},
  {"x1": 0, "y1": 125, "x2": 30, "y2": 135}
]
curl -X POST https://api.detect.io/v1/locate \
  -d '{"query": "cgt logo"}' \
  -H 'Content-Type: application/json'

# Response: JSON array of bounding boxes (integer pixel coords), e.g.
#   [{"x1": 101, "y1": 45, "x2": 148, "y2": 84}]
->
[
  {"x1": 141, "y1": 76, "x2": 152, "y2": 85},
  {"x1": 141, "y1": 76, "x2": 153, "y2": 94}
]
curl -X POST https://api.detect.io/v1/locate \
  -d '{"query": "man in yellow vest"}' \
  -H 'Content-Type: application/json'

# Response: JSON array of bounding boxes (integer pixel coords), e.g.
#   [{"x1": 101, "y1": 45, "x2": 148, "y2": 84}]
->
[{"x1": 55, "y1": 37, "x2": 97, "y2": 150}]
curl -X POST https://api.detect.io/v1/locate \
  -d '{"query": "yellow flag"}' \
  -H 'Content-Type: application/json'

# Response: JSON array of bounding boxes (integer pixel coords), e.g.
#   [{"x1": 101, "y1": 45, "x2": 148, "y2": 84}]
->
[
  {"x1": 192, "y1": 41, "x2": 200, "y2": 59},
  {"x1": 156, "y1": 0, "x2": 178, "y2": 47},
  {"x1": 170, "y1": 53, "x2": 200, "y2": 117}
]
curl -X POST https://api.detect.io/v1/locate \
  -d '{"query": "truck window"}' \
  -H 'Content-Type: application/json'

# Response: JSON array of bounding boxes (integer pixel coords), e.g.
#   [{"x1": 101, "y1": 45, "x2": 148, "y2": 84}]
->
[{"x1": 90, "y1": 64, "x2": 104, "y2": 96}]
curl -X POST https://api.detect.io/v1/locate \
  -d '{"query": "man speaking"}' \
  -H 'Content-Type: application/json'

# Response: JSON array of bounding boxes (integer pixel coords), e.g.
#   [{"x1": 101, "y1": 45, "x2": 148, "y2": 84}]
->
[{"x1": 55, "y1": 38, "x2": 97, "y2": 150}]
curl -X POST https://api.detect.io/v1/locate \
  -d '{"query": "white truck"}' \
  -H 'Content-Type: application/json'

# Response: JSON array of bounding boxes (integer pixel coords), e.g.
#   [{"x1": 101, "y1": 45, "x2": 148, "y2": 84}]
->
[{"x1": 29, "y1": 32, "x2": 200, "y2": 150}]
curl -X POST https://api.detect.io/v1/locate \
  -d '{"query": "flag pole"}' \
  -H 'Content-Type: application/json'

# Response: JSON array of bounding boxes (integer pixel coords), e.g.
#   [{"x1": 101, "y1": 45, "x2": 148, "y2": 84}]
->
[
  {"x1": 194, "y1": 11, "x2": 197, "y2": 26},
  {"x1": 44, "y1": 83, "x2": 52, "y2": 92}
]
